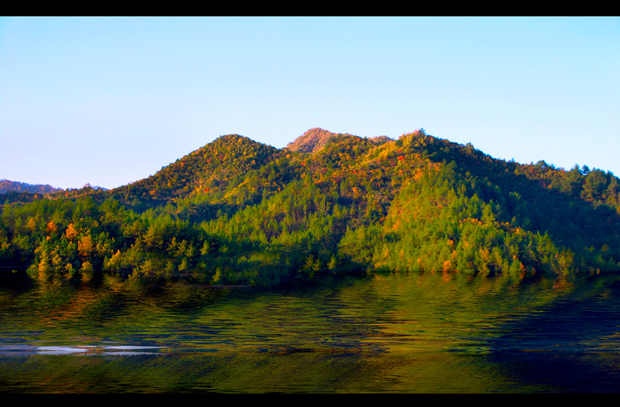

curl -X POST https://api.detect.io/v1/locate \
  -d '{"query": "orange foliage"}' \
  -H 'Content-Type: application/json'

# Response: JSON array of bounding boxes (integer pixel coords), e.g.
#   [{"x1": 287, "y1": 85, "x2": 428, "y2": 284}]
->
[
  {"x1": 65, "y1": 224, "x2": 78, "y2": 241},
  {"x1": 46, "y1": 220, "x2": 58, "y2": 235}
]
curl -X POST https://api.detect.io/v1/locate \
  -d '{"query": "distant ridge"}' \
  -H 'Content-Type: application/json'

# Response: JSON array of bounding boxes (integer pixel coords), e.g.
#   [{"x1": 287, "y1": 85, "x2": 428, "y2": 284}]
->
[
  {"x1": 286, "y1": 128, "x2": 393, "y2": 154},
  {"x1": 0, "y1": 179, "x2": 63, "y2": 194}
]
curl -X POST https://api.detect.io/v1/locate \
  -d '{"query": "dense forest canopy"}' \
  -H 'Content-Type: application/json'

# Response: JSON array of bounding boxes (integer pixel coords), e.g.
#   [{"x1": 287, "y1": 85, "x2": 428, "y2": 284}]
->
[{"x1": 2, "y1": 128, "x2": 620, "y2": 286}]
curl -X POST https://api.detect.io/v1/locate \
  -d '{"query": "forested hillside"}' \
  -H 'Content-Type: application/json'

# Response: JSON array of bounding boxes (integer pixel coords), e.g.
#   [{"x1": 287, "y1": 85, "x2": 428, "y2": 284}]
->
[{"x1": 2, "y1": 128, "x2": 619, "y2": 286}]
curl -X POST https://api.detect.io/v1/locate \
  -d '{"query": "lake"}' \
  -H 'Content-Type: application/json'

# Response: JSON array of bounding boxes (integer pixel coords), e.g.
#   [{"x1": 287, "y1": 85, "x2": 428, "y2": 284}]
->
[{"x1": 2, "y1": 270, "x2": 620, "y2": 393}]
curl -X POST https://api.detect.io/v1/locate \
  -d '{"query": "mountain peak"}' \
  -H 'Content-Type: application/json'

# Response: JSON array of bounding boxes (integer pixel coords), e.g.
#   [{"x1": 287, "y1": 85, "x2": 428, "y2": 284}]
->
[
  {"x1": 285, "y1": 128, "x2": 341, "y2": 154},
  {"x1": 286, "y1": 128, "x2": 395, "y2": 154}
]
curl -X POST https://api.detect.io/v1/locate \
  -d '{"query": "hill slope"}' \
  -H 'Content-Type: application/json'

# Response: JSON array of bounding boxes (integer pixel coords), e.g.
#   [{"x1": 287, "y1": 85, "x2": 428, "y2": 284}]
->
[{"x1": 108, "y1": 134, "x2": 281, "y2": 208}]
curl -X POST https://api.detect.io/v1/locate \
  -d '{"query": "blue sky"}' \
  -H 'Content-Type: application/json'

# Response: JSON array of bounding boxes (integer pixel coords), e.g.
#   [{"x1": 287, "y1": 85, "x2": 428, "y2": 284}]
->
[{"x1": 1, "y1": 16, "x2": 618, "y2": 190}]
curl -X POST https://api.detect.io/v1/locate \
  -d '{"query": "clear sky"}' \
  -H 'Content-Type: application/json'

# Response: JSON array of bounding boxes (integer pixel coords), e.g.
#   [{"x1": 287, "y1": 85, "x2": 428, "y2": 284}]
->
[{"x1": 1, "y1": 16, "x2": 618, "y2": 190}]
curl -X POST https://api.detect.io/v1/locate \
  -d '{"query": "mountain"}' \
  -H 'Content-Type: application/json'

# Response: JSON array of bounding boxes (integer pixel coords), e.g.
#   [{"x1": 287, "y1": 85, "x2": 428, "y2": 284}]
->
[
  {"x1": 1, "y1": 128, "x2": 619, "y2": 286},
  {"x1": 0, "y1": 179, "x2": 63, "y2": 194}
]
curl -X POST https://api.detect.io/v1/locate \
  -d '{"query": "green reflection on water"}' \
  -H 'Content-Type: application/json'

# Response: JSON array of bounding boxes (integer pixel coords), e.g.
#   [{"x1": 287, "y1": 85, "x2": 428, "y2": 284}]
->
[{"x1": 1, "y1": 271, "x2": 620, "y2": 393}]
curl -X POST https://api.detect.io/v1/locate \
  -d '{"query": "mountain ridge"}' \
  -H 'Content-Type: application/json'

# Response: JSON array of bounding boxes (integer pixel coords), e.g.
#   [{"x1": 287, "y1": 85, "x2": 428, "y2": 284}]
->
[{"x1": 1, "y1": 128, "x2": 619, "y2": 285}]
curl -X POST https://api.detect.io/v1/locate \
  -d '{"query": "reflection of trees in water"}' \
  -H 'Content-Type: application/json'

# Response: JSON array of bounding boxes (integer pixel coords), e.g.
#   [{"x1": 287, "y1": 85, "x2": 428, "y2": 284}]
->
[{"x1": 2, "y1": 273, "x2": 620, "y2": 393}]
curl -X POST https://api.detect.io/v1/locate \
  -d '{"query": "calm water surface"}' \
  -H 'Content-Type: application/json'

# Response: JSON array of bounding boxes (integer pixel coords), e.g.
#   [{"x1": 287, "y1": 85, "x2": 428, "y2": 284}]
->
[{"x1": 2, "y1": 270, "x2": 620, "y2": 393}]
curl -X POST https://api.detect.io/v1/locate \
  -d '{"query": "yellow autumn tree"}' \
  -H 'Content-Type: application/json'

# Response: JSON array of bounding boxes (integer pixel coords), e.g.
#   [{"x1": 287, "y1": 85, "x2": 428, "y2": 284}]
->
[
  {"x1": 78, "y1": 234, "x2": 93, "y2": 259},
  {"x1": 27, "y1": 217, "x2": 37, "y2": 233},
  {"x1": 65, "y1": 223, "x2": 78, "y2": 241}
]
